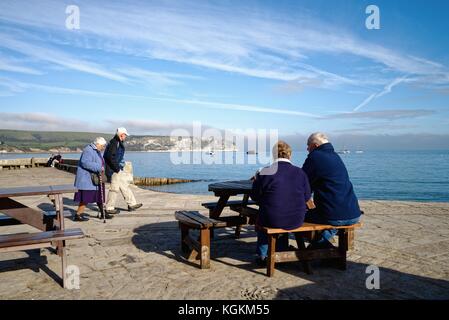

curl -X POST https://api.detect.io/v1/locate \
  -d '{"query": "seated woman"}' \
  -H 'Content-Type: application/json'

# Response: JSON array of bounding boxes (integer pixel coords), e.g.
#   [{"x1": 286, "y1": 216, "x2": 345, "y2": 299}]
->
[
  {"x1": 73, "y1": 137, "x2": 113, "y2": 221},
  {"x1": 251, "y1": 141, "x2": 311, "y2": 265}
]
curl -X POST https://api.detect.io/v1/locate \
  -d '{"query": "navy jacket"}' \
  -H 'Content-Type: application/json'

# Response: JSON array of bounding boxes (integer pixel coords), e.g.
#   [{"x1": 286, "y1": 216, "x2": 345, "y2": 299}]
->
[
  {"x1": 104, "y1": 135, "x2": 125, "y2": 178},
  {"x1": 302, "y1": 143, "x2": 361, "y2": 221},
  {"x1": 251, "y1": 160, "x2": 311, "y2": 230}
]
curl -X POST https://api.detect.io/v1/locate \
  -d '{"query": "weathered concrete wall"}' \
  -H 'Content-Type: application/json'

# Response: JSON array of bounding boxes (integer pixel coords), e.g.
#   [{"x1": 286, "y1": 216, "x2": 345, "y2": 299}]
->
[
  {"x1": 55, "y1": 158, "x2": 134, "y2": 183},
  {"x1": 0, "y1": 158, "x2": 48, "y2": 170}
]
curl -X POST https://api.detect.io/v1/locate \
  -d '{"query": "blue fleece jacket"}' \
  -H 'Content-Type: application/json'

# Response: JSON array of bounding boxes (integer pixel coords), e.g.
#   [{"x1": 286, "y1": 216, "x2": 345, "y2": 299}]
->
[{"x1": 302, "y1": 143, "x2": 361, "y2": 221}]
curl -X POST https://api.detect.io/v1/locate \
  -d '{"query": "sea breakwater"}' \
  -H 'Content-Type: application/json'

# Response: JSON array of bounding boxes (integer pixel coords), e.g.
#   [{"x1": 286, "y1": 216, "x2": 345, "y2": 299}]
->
[{"x1": 0, "y1": 157, "x2": 194, "y2": 187}]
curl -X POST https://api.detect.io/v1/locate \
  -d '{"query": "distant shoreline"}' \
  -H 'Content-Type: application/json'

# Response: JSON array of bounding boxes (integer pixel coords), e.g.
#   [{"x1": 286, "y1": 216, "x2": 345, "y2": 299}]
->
[{"x1": 0, "y1": 149, "x2": 239, "y2": 155}]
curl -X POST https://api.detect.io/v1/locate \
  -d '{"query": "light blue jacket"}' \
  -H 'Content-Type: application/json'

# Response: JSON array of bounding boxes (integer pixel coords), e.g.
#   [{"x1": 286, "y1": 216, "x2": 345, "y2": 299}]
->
[{"x1": 74, "y1": 143, "x2": 104, "y2": 191}]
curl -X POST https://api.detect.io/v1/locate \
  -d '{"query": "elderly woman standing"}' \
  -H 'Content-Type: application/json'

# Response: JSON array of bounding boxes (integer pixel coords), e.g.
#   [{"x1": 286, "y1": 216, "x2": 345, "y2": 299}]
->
[{"x1": 73, "y1": 137, "x2": 113, "y2": 221}]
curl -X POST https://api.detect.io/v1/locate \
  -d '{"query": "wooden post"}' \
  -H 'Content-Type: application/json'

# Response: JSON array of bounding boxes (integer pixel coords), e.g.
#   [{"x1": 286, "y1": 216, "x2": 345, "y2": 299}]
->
[
  {"x1": 338, "y1": 229, "x2": 348, "y2": 271},
  {"x1": 54, "y1": 194, "x2": 67, "y2": 288},
  {"x1": 294, "y1": 233, "x2": 313, "y2": 275},
  {"x1": 210, "y1": 195, "x2": 230, "y2": 219},
  {"x1": 235, "y1": 225, "x2": 242, "y2": 239},
  {"x1": 348, "y1": 229, "x2": 355, "y2": 250},
  {"x1": 235, "y1": 194, "x2": 249, "y2": 238},
  {"x1": 200, "y1": 228, "x2": 210, "y2": 269},
  {"x1": 180, "y1": 223, "x2": 190, "y2": 254},
  {"x1": 267, "y1": 234, "x2": 277, "y2": 277}
]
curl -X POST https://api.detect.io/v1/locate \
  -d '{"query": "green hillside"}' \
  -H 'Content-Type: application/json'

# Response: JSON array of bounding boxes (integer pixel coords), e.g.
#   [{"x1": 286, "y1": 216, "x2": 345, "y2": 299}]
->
[{"x1": 0, "y1": 129, "x2": 111, "y2": 152}]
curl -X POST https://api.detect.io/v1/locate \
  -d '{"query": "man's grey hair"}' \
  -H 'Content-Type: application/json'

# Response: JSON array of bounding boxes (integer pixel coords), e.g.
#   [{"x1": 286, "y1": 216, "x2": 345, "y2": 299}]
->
[
  {"x1": 94, "y1": 137, "x2": 107, "y2": 146},
  {"x1": 307, "y1": 132, "x2": 329, "y2": 146}
]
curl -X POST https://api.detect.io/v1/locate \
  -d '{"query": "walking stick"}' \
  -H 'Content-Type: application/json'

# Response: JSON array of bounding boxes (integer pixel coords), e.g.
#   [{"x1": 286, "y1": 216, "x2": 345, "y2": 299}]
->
[{"x1": 99, "y1": 171, "x2": 106, "y2": 223}]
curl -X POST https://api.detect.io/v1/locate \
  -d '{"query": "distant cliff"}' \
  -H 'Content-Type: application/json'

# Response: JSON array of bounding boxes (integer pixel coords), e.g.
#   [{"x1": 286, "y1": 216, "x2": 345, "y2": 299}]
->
[{"x1": 0, "y1": 129, "x2": 237, "y2": 153}]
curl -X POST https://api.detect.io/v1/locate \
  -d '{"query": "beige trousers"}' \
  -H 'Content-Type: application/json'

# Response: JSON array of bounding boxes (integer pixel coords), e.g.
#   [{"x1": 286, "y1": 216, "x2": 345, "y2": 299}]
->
[{"x1": 106, "y1": 170, "x2": 137, "y2": 210}]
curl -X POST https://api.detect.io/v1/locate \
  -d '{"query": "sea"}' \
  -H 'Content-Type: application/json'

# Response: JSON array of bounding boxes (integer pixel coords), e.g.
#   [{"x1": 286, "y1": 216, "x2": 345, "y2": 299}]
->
[{"x1": 1, "y1": 150, "x2": 448, "y2": 202}]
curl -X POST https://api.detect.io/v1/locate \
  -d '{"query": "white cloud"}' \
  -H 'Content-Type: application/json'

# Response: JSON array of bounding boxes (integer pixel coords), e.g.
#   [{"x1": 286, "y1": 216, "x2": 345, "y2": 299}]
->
[
  {"x1": 0, "y1": 112, "x2": 95, "y2": 132},
  {"x1": 1, "y1": 0, "x2": 447, "y2": 91},
  {"x1": 0, "y1": 54, "x2": 43, "y2": 75},
  {"x1": 2, "y1": 80, "x2": 321, "y2": 118},
  {"x1": 0, "y1": 33, "x2": 128, "y2": 82}
]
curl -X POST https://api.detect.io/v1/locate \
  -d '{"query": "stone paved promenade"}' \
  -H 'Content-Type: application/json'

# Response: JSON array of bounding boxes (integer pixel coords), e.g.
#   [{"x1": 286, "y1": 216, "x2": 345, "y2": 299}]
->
[{"x1": 0, "y1": 168, "x2": 448, "y2": 299}]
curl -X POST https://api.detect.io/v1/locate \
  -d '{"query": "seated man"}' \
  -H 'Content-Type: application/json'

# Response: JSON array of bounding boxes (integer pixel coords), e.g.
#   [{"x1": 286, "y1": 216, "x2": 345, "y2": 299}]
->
[
  {"x1": 302, "y1": 132, "x2": 361, "y2": 249},
  {"x1": 251, "y1": 141, "x2": 311, "y2": 265}
]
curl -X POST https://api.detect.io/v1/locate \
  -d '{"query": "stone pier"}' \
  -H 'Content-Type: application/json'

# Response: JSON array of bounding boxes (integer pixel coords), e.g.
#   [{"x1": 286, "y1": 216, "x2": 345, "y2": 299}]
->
[{"x1": 0, "y1": 168, "x2": 448, "y2": 299}]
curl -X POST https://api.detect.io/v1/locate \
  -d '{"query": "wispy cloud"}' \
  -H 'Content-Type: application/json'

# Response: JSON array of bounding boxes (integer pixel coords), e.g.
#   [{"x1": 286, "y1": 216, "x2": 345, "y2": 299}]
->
[
  {"x1": 0, "y1": 112, "x2": 95, "y2": 132},
  {"x1": 0, "y1": 54, "x2": 43, "y2": 75},
  {"x1": 326, "y1": 109, "x2": 435, "y2": 120},
  {"x1": 1, "y1": 0, "x2": 447, "y2": 90},
  {"x1": 353, "y1": 76, "x2": 409, "y2": 111},
  {"x1": 116, "y1": 67, "x2": 204, "y2": 87},
  {"x1": 0, "y1": 111, "x2": 225, "y2": 135},
  {"x1": 1, "y1": 79, "x2": 321, "y2": 118},
  {"x1": 0, "y1": 33, "x2": 128, "y2": 82}
]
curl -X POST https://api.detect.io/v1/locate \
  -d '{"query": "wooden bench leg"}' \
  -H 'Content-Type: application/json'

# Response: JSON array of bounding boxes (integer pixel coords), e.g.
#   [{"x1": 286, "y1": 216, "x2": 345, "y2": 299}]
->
[
  {"x1": 180, "y1": 224, "x2": 190, "y2": 254},
  {"x1": 235, "y1": 225, "x2": 242, "y2": 239},
  {"x1": 294, "y1": 233, "x2": 313, "y2": 275},
  {"x1": 267, "y1": 234, "x2": 276, "y2": 277},
  {"x1": 348, "y1": 229, "x2": 355, "y2": 250},
  {"x1": 200, "y1": 228, "x2": 210, "y2": 269},
  {"x1": 57, "y1": 240, "x2": 67, "y2": 288},
  {"x1": 338, "y1": 229, "x2": 348, "y2": 270}
]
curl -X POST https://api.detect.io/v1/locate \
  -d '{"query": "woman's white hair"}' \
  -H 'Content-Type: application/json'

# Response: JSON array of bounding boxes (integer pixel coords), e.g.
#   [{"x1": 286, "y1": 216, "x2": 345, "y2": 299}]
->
[
  {"x1": 307, "y1": 132, "x2": 329, "y2": 146},
  {"x1": 94, "y1": 137, "x2": 107, "y2": 146}
]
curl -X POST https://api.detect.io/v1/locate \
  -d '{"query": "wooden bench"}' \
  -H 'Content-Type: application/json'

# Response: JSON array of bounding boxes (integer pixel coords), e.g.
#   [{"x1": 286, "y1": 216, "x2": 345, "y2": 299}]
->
[
  {"x1": 175, "y1": 210, "x2": 230, "y2": 269},
  {"x1": 263, "y1": 222, "x2": 362, "y2": 277},
  {"x1": 0, "y1": 211, "x2": 72, "y2": 227},
  {"x1": 202, "y1": 199, "x2": 258, "y2": 238},
  {"x1": 0, "y1": 228, "x2": 85, "y2": 286}
]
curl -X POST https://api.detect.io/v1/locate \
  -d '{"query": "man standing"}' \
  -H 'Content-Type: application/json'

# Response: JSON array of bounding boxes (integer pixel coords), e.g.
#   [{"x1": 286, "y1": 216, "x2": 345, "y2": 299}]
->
[
  {"x1": 302, "y1": 132, "x2": 361, "y2": 249},
  {"x1": 104, "y1": 127, "x2": 142, "y2": 214}
]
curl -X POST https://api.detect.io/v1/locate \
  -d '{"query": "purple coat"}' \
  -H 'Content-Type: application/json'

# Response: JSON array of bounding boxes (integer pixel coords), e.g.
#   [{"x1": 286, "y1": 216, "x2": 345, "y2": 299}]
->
[{"x1": 251, "y1": 160, "x2": 311, "y2": 230}]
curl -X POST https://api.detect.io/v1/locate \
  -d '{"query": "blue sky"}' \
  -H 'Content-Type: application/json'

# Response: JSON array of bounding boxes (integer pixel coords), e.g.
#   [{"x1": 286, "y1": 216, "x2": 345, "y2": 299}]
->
[{"x1": 0, "y1": 0, "x2": 449, "y2": 138}]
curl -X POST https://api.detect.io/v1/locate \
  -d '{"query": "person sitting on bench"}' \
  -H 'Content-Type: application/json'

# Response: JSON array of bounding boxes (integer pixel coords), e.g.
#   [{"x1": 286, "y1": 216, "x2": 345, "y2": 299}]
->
[
  {"x1": 302, "y1": 132, "x2": 361, "y2": 249},
  {"x1": 251, "y1": 141, "x2": 311, "y2": 266}
]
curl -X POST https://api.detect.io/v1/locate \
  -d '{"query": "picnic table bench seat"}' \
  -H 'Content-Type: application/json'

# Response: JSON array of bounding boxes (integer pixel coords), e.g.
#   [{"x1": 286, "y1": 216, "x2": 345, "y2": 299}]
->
[
  {"x1": 0, "y1": 210, "x2": 72, "y2": 227},
  {"x1": 0, "y1": 228, "x2": 85, "y2": 253},
  {"x1": 175, "y1": 210, "x2": 233, "y2": 269},
  {"x1": 263, "y1": 222, "x2": 362, "y2": 277},
  {"x1": 0, "y1": 227, "x2": 85, "y2": 287}
]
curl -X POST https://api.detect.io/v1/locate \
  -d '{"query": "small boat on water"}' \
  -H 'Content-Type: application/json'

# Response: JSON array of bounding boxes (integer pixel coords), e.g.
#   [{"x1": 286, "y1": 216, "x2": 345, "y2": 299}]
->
[
  {"x1": 355, "y1": 150, "x2": 364, "y2": 154},
  {"x1": 246, "y1": 150, "x2": 258, "y2": 155},
  {"x1": 337, "y1": 149, "x2": 351, "y2": 154}
]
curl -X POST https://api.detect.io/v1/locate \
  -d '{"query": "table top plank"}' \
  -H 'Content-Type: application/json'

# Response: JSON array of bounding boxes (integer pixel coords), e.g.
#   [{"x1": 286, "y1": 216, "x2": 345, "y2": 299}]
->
[
  {"x1": 208, "y1": 180, "x2": 253, "y2": 195},
  {"x1": 0, "y1": 185, "x2": 77, "y2": 198}
]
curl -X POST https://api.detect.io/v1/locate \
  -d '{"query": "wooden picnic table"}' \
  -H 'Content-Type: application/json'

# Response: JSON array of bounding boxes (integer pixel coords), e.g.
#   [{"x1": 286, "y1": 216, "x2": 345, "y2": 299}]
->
[
  {"x1": 207, "y1": 179, "x2": 316, "y2": 237},
  {"x1": 0, "y1": 185, "x2": 84, "y2": 288},
  {"x1": 206, "y1": 180, "x2": 257, "y2": 238},
  {"x1": 208, "y1": 180, "x2": 254, "y2": 218}
]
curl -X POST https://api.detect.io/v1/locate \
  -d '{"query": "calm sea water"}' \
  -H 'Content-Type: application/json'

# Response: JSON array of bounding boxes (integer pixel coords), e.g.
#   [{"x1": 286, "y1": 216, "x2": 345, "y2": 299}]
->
[{"x1": 1, "y1": 150, "x2": 449, "y2": 202}]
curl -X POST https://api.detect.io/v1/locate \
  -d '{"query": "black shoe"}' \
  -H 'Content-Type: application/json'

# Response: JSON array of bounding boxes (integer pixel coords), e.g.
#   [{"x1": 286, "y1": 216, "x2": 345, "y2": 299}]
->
[
  {"x1": 73, "y1": 214, "x2": 89, "y2": 222},
  {"x1": 99, "y1": 213, "x2": 114, "y2": 220},
  {"x1": 255, "y1": 257, "x2": 267, "y2": 267},
  {"x1": 128, "y1": 203, "x2": 143, "y2": 211},
  {"x1": 105, "y1": 208, "x2": 120, "y2": 215}
]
